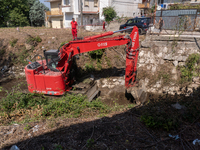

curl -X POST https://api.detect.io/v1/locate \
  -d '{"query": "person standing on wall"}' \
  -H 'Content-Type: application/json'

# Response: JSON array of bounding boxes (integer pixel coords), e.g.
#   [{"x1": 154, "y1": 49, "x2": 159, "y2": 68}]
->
[
  {"x1": 71, "y1": 18, "x2": 78, "y2": 40},
  {"x1": 103, "y1": 21, "x2": 106, "y2": 31},
  {"x1": 158, "y1": 17, "x2": 164, "y2": 36}
]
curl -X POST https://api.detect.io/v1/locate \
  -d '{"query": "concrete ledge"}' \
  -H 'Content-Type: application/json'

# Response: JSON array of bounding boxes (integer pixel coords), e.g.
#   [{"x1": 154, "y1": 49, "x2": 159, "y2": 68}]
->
[{"x1": 85, "y1": 25, "x2": 107, "y2": 31}]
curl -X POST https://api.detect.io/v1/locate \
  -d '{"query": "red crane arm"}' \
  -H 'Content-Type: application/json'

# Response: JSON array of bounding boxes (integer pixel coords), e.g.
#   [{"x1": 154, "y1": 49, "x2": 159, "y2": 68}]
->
[{"x1": 58, "y1": 26, "x2": 140, "y2": 88}]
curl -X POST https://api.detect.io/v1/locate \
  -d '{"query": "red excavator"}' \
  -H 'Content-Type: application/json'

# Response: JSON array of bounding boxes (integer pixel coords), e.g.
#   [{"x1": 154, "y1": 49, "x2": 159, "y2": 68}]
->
[{"x1": 25, "y1": 26, "x2": 147, "y2": 104}]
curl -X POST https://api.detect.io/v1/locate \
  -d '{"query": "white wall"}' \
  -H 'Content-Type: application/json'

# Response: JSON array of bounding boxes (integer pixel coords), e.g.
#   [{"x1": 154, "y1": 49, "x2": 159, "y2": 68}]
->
[
  {"x1": 111, "y1": 0, "x2": 141, "y2": 18},
  {"x1": 99, "y1": 0, "x2": 110, "y2": 20},
  {"x1": 52, "y1": 17, "x2": 62, "y2": 28},
  {"x1": 99, "y1": 0, "x2": 142, "y2": 21},
  {"x1": 64, "y1": 13, "x2": 73, "y2": 28}
]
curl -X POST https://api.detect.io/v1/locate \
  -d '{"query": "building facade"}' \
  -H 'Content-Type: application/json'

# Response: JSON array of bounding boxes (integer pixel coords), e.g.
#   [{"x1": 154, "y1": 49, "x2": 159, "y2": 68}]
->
[
  {"x1": 46, "y1": 0, "x2": 63, "y2": 28},
  {"x1": 46, "y1": 0, "x2": 143, "y2": 28}
]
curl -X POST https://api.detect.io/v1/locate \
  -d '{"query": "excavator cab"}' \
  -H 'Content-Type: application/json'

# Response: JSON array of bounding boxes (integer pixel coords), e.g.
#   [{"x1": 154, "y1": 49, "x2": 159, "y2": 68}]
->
[{"x1": 44, "y1": 50, "x2": 60, "y2": 71}]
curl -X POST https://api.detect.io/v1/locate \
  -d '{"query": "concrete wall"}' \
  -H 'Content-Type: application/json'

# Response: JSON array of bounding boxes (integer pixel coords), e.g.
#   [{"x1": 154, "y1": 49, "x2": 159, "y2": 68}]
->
[
  {"x1": 138, "y1": 34, "x2": 200, "y2": 95},
  {"x1": 51, "y1": 17, "x2": 63, "y2": 28},
  {"x1": 99, "y1": 0, "x2": 110, "y2": 20},
  {"x1": 62, "y1": 0, "x2": 80, "y2": 28},
  {"x1": 64, "y1": 13, "x2": 73, "y2": 28},
  {"x1": 111, "y1": 0, "x2": 142, "y2": 18},
  {"x1": 51, "y1": 1, "x2": 62, "y2": 15},
  {"x1": 85, "y1": 25, "x2": 107, "y2": 31},
  {"x1": 83, "y1": 0, "x2": 99, "y2": 12}
]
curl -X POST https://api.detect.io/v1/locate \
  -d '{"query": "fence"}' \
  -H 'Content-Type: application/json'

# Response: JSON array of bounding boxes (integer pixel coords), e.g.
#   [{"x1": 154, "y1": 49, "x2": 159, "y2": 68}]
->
[{"x1": 155, "y1": 9, "x2": 200, "y2": 31}]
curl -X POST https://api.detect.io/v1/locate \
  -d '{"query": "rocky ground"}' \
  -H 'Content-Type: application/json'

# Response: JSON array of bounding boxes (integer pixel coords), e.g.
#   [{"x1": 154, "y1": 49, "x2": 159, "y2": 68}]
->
[{"x1": 0, "y1": 27, "x2": 200, "y2": 150}]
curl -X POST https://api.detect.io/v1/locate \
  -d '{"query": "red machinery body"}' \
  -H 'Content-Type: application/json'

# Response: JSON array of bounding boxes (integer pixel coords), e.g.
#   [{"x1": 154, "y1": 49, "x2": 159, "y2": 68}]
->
[{"x1": 25, "y1": 26, "x2": 140, "y2": 96}]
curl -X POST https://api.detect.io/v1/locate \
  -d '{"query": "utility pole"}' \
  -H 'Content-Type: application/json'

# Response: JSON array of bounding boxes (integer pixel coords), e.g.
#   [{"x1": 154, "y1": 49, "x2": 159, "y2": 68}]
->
[
  {"x1": 80, "y1": 0, "x2": 83, "y2": 27},
  {"x1": 154, "y1": 1, "x2": 157, "y2": 25}
]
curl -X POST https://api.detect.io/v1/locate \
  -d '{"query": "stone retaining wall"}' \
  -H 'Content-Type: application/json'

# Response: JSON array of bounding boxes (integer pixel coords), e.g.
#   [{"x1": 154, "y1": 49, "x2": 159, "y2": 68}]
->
[{"x1": 138, "y1": 34, "x2": 200, "y2": 95}]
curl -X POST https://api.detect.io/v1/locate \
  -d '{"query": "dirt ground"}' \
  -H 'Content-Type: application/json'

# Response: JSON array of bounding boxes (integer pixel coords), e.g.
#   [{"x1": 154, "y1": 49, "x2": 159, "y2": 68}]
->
[{"x1": 0, "y1": 27, "x2": 200, "y2": 150}]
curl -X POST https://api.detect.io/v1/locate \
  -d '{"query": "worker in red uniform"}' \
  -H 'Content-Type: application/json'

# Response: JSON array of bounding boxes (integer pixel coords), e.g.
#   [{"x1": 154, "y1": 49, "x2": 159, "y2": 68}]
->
[
  {"x1": 103, "y1": 21, "x2": 106, "y2": 31},
  {"x1": 71, "y1": 18, "x2": 78, "y2": 40}
]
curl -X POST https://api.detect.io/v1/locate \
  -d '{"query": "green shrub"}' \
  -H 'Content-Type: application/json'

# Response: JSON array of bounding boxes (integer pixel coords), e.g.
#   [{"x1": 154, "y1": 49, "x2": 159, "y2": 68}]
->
[
  {"x1": 0, "y1": 84, "x2": 110, "y2": 124},
  {"x1": 42, "y1": 94, "x2": 108, "y2": 118},
  {"x1": 170, "y1": 3, "x2": 200, "y2": 10},
  {"x1": 88, "y1": 49, "x2": 105, "y2": 59},
  {"x1": 17, "y1": 48, "x2": 29, "y2": 65},
  {"x1": 1, "y1": 92, "x2": 48, "y2": 114},
  {"x1": 60, "y1": 41, "x2": 69, "y2": 47},
  {"x1": 26, "y1": 36, "x2": 42, "y2": 44},
  {"x1": 158, "y1": 71, "x2": 170, "y2": 84},
  {"x1": 85, "y1": 63, "x2": 95, "y2": 72},
  {"x1": 105, "y1": 56, "x2": 112, "y2": 68},
  {"x1": 180, "y1": 53, "x2": 200, "y2": 83},
  {"x1": 102, "y1": 6, "x2": 117, "y2": 23},
  {"x1": 140, "y1": 113, "x2": 179, "y2": 131},
  {"x1": 9, "y1": 38, "x2": 18, "y2": 47}
]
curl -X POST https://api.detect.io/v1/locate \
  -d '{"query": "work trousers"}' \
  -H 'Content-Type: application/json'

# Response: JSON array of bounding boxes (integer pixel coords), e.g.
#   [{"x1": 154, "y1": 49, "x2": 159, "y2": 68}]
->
[{"x1": 72, "y1": 29, "x2": 77, "y2": 40}]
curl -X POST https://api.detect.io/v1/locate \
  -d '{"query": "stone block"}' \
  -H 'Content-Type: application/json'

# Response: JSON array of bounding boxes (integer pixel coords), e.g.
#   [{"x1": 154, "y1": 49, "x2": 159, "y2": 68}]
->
[{"x1": 173, "y1": 61, "x2": 178, "y2": 67}]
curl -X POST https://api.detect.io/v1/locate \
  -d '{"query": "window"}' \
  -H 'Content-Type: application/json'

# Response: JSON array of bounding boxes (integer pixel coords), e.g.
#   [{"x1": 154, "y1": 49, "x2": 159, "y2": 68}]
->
[
  {"x1": 94, "y1": 0, "x2": 98, "y2": 7},
  {"x1": 136, "y1": 19, "x2": 142, "y2": 23},
  {"x1": 66, "y1": 0, "x2": 70, "y2": 5},
  {"x1": 64, "y1": 0, "x2": 70, "y2": 5},
  {"x1": 127, "y1": 19, "x2": 134, "y2": 24},
  {"x1": 85, "y1": 0, "x2": 89, "y2": 6}
]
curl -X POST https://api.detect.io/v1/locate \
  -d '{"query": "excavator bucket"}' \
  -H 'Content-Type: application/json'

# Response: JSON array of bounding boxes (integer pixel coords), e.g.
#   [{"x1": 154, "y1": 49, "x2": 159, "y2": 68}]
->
[{"x1": 127, "y1": 81, "x2": 148, "y2": 105}]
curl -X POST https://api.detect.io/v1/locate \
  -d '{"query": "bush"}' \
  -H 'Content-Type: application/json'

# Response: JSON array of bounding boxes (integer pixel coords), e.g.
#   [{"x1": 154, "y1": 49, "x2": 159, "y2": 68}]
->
[
  {"x1": 26, "y1": 35, "x2": 42, "y2": 46},
  {"x1": 42, "y1": 94, "x2": 108, "y2": 118},
  {"x1": 103, "y1": 6, "x2": 117, "y2": 23},
  {"x1": 84, "y1": 63, "x2": 95, "y2": 72},
  {"x1": 1, "y1": 91, "x2": 48, "y2": 115},
  {"x1": 180, "y1": 53, "x2": 200, "y2": 83},
  {"x1": 0, "y1": 84, "x2": 110, "y2": 125},
  {"x1": 60, "y1": 41, "x2": 69, "y2": 47},
  {"x1": 88, "y1": 49, "x2": 105, "y2": 59},
  {"x1": 9, "y1": 38, "x2": 18, "y2": 47}
]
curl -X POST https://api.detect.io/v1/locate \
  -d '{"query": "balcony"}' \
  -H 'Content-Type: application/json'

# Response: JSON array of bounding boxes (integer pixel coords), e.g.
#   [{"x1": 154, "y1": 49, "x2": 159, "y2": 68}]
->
[
  {"x1": 138, "y1": 3, "x2": 150, "y2": 9},
  {"x1": 46, "y1": 10, "x2": 63, "y2": 16},
  {"x1": 62, "y1": 5, "x2": 73, "y2": 13}
]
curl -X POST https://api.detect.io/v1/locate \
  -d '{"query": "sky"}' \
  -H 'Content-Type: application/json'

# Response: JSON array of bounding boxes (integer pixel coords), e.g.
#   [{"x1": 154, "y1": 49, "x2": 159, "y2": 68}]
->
[{"x1": 39, "y1": 0, "x2": 51, "y2": 9}]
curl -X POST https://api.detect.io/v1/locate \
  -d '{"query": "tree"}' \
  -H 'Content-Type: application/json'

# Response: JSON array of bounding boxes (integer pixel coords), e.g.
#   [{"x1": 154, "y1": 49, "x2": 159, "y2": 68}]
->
[
  {"x1": 9, "y1": 8, "x2": 30, "y2": 27},
  {"x1": 29, "y1": 0, "x2": 49, "y2": 26},
  {"x1": 102, "y1": 7, "x2": 117, "y2": 23},
  {"x1": 0, "y1": 0, "x2": 30, "y2": 27},
  {"x1": 27, "y1": 0, "x2": 37, "y2": 8}
]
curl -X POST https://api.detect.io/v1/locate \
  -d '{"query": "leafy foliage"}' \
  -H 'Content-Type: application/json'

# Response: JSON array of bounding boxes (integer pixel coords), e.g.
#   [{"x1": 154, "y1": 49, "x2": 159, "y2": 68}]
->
[
  {"x1": 0, "y1": 0, "x2": 30, "y2": 27},
  {"x1": 170, "y1": 3, "x2": 200, "y2": 10},
  {"x1": 0, "y1": 0, "x2": 48, "y2": 27},
  {"x1": 29, "y1": 0, "x2": 49, "y2": 26},
  {"x1": 88, "y1": 49, "x2": 105, "y2": 59},
  {"x1": 9, "y1": 38, "x2": 18, "y2": 47},
  {"x1": 0, "y1": 84, "x2": 110, "y2": 125},
  {"x1": 102, "y1": 6, "x2": 117, "y2": 23},
  {"x1": 84, "y1": 63, "x2": 95, "y2": 72},
  {"x1": 26, "y1": 35, "x2": 42, "y2": 44},
  {"x1": 9, "y1": 9, "x2": 30, "y2": 27},
  {"x1": 180, "y1": 53, "x2": 200, "y2": 83}
]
